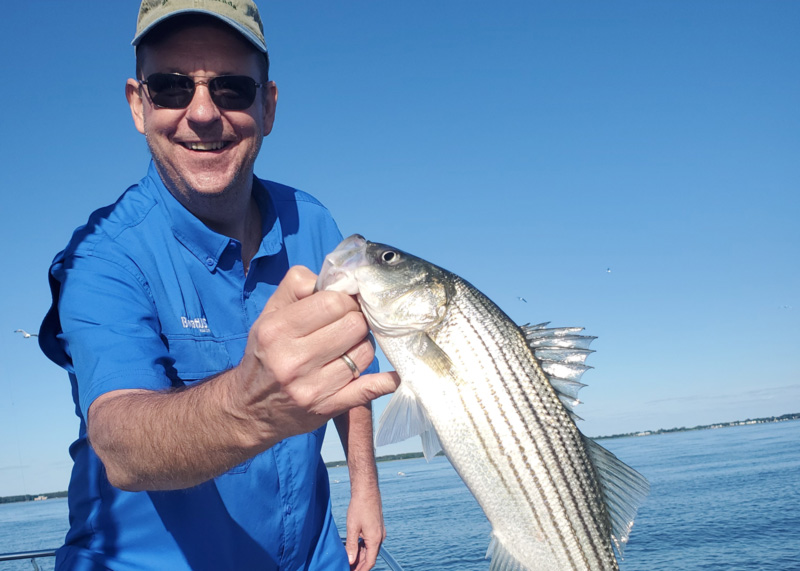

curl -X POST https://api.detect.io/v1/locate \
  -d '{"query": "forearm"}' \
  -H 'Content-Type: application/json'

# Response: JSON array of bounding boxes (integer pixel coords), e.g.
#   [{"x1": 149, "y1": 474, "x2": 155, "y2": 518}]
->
[
  {"x1": 88, "y1": 369, "x2": 267, "y2": 491},
  {"x1": 336, "y1": 404, "x2": 385, "y2": 569},
  {"x1": 334, "y1": 404, "x2": 379, "y2": 489},
  {"x1": 86, "y1": 268, "x2": 399, "y2": 493}
]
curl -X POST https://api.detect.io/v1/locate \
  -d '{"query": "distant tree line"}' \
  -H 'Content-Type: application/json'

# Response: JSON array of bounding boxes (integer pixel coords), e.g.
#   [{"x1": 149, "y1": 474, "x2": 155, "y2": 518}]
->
[
  {"x1": 0, "y1": 490, "x2": 68, "y2": 504},
  {"x1": 325, "y1": 451, "x2": 433, "y2": 468},
  {"x1": 593, "y1": 413, "x2": 800, "y2": 440}
]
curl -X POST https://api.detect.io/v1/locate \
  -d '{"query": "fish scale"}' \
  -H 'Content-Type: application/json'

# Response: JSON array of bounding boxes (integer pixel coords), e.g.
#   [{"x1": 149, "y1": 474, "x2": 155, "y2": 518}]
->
[
  {"x1": 316, "y1": 234, "x2": 648, "y2": 571},
  {"x1": 439, "y1": 279, "x2": 617, "y2": 570}
]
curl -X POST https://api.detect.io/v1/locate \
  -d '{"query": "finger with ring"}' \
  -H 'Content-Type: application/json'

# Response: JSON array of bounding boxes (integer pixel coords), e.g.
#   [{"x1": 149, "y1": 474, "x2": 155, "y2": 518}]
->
[{"x1": 340, "y1": 352, "x2": 360, "y2": 379}]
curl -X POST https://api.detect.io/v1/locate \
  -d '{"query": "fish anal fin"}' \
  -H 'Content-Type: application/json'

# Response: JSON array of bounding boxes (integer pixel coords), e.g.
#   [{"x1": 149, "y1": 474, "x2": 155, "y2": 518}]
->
[
  {"x1": 487, "y1": 531, "x2": 555, "y2": 571},
  {"x1": 486, "y1": 534, "x2": 525, "y2": 571}
]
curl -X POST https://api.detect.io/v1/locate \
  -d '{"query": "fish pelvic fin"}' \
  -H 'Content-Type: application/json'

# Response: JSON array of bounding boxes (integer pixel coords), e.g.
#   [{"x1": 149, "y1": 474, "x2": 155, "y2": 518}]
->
[
  {"x1": 374, "y1": 333, "x2": 461, "y2": 461},
  {"x1": 583, "y1": 436, "x2": 650, "y2": 559},
  {"x1": 375, "y1": 382, "x2": 443, "y2": 461}
]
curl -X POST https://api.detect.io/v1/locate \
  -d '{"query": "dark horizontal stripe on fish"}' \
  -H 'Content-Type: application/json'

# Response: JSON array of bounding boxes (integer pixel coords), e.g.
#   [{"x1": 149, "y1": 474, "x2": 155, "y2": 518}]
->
[
  {"x1": 450, "y1": 290, "x2": 584, "y2": 568},
  {"x1": 453, "y1": 280, "x2": 616, "y2": 569}
]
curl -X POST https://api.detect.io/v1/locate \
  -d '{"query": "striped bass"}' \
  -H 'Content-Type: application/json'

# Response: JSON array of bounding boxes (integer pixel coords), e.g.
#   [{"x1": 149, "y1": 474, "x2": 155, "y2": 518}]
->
[{"x1": 317, "y1": 234, "x2": 649, "y2": 571}]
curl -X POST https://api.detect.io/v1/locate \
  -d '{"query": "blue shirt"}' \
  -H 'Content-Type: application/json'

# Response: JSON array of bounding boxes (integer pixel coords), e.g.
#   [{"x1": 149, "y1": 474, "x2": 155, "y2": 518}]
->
[{"x1": 39, "y1": 162, "x2": 354, "y2": 570}]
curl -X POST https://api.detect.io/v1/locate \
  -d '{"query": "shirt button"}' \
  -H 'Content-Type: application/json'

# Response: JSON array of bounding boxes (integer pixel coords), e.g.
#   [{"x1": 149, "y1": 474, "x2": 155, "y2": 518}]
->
[{"x1": 205, "y1": 257, "x2": 215, "y2": 267}]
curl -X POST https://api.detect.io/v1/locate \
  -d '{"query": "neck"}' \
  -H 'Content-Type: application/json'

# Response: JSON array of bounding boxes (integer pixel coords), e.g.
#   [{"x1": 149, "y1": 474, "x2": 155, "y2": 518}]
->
[
  {"x1": 163, "y1": 176, "x2": 262, "y2": 273},
  {"x1": 202, "y1": 194, "x2": 262, "y2": 273}
]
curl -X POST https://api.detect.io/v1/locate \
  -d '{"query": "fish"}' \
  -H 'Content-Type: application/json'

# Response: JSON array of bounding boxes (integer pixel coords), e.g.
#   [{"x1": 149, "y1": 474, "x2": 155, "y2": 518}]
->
[{"x1": 316, "y1": 234, "x2": 649, "y2": 571}]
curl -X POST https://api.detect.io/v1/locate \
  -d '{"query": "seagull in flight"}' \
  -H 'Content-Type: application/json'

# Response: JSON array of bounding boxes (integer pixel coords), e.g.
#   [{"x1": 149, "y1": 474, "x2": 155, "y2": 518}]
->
[{"x1": 14, "y1": 329, "x2": 38, "y2": 338}]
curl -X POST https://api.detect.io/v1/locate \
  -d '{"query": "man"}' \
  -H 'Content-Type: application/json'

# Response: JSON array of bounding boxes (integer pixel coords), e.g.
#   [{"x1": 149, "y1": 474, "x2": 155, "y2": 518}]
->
[{"x1": 38, "y1": 1, "x2": 399, "y2": 569}]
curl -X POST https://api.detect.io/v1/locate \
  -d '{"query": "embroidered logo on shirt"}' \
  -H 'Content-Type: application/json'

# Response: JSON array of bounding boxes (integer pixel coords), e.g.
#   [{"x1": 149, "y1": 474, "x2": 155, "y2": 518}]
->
[{"x1": 181, "y1": 316, "x2": 211, "y2": 333}]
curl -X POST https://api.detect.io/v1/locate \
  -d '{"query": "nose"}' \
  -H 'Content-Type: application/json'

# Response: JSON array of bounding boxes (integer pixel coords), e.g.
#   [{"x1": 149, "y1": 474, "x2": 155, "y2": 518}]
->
[{"x1": 185, "y1": 82, "x2": 221, "y2": 124}]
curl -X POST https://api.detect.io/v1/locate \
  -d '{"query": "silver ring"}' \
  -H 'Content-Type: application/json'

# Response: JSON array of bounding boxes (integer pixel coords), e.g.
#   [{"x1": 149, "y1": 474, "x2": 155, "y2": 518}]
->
[{"x1": 340, "y1": 353, "x2": 360, "y2": 380}]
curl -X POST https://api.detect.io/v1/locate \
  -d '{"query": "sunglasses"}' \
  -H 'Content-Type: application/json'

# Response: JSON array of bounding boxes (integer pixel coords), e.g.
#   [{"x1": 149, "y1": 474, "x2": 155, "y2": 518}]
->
[{"x1": 139, "y1": 73, "x2": 264, "y2": 110}]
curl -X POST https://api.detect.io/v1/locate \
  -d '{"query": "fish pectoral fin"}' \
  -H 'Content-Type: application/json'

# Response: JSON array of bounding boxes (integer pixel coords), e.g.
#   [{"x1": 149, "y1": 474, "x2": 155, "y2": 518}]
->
[
  {"x1": 419, "y1": 428, "x2": 443, "y2": 462},
  {"x1": 375, "y1": 383, "x2": 440, "y2": 457},
  {"x1": 375, "y1": 333, "x2": 457, "y2": 461},
  {"x1": 583, "y1": 436, "x2": 651, "y2": 558}
]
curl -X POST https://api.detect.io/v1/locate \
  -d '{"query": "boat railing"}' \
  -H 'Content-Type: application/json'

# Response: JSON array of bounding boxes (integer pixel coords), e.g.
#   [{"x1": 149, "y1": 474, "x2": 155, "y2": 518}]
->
[
  {"x1": 0, "y1": 544, "x2": 404, "y2": 571},
  {"x1": 0, "y1": 550, "x2": 55, "y2": 571}
]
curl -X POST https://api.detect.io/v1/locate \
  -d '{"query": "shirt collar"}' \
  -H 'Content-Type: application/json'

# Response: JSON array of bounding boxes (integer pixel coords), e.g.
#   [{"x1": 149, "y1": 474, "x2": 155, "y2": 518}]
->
[
  {"x1": 252, "y1": 177, "x2": 284, "y2": 259},
  {"x1": 143, "y1": 161, "x2": 283, "y2": 271}
]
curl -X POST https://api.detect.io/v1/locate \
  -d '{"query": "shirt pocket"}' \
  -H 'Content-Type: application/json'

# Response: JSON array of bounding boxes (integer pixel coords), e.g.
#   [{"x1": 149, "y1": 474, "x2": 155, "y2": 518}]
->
[{"x1": 163, "y1": 336, "x2": 233, "y2": 384}]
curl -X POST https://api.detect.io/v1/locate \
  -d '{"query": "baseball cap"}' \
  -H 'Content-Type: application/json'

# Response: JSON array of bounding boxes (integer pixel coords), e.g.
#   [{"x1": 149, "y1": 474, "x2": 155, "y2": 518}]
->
[{"x1": 132, "y1": 0, "x2": 267, "y2": 53}]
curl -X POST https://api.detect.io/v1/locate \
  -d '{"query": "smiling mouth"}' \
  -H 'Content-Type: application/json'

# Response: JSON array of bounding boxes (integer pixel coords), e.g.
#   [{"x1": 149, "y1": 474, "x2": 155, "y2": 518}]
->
[{"x1": 182, "y1": 141, "x2": 229, "y2": 151}]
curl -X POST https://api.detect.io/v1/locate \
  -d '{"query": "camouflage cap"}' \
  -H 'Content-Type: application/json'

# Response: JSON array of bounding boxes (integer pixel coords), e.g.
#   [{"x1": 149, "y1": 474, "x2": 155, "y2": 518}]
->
[{"x1": 132, "y1": 0, "x2": 267, "y2": 53}]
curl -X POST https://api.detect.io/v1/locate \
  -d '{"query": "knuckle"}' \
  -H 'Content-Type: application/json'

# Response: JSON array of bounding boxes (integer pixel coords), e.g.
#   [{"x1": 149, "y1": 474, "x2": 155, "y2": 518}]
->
[{"x1": 319, "y1": 290, "x2": 350, "y2": 315}]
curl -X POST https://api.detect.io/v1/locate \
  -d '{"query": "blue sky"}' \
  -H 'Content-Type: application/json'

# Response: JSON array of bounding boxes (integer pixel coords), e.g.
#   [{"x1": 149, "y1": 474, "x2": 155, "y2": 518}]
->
[{"x1": 1, "y1": 1, "x2": 797, "y2": 497}]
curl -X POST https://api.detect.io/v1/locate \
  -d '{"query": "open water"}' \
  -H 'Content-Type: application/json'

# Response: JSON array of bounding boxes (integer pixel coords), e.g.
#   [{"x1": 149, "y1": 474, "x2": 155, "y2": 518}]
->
[{"x1": 1, "y1": 420, "x2": 798, "y2": 570}]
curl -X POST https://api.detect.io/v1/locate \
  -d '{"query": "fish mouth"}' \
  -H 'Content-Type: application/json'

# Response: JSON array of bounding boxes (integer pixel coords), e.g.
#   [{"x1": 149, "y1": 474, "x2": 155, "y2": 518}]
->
[{"x1": 315, "y1": 234, "x2": 368, "y2": 294}]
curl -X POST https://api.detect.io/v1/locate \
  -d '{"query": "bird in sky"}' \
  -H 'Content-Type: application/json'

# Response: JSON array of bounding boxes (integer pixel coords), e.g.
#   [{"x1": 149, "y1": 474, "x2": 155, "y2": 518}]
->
[{"x1": 14, "y1": 329, "x2": 38, "y2": 338}]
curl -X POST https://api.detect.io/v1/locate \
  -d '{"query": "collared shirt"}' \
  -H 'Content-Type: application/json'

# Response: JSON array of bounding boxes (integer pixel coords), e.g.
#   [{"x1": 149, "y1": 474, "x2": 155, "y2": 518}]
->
[{"x1": 39, "y1": 161, "x2": 355, "y2": 570}]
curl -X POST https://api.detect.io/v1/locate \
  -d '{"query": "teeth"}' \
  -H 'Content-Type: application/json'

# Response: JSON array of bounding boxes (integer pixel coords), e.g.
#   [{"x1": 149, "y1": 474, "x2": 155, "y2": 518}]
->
[{"x1": 186, "y1": 141, "x2": 226, "y2": 151}]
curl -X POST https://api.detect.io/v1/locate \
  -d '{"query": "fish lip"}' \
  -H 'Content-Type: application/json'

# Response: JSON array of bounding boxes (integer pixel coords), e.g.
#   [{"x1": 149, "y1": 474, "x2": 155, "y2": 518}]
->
[{"x1": 315, "y1": 234, "x2": 368, "y2": 294}]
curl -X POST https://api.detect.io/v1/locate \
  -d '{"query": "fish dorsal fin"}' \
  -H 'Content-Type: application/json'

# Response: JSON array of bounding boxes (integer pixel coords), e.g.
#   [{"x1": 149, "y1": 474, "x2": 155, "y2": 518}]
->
[
  {"x1": 524, "y1": 322, "x2": 650, "y2": 555},
  {"x1": 583, "y1": 436, "x2": 650, "y2": 558},
  {"x1": 521, "y1": 322, "x2": 596, "y2": 416}
]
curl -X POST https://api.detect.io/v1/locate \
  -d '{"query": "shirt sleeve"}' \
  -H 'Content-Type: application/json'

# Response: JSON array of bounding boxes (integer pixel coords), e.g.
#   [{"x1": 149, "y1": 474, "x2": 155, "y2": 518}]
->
[{"x1": 48, "y1": 248, "x2": 174, "y2": 420}]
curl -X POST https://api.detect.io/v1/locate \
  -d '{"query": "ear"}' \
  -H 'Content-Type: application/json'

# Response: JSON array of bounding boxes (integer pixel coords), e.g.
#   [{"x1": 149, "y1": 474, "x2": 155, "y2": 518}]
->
[
  {"x1": 262, "y1": 81, "x2": 278, "y2": 136},
  {"x1": 126, "y1": 78, "x2": 146, "y2": 135}
]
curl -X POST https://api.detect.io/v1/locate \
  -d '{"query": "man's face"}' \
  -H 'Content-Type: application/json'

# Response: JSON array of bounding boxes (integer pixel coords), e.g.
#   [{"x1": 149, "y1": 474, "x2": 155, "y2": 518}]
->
[{"x1": 126, "y1": 23, "x2": 277, "y2": 209}]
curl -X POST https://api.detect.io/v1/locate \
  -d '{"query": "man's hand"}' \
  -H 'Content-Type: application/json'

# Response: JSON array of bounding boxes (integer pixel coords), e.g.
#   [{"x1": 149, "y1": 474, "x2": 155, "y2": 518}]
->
[
  {"x1": 88, "y1": 266, "x2": 399, "y2": 491},
  {"x1": 232, "y1": 266, "x2": 400, "y2": 448},
  {"x1": 345, "y1": 484, "x2": 386, "y2": 571}
]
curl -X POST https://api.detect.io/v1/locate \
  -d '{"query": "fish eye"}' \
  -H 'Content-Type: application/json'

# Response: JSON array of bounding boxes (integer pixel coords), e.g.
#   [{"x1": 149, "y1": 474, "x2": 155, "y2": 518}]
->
[{"x1": 381, "y1": 250, "x2": 400, "y2": 264}]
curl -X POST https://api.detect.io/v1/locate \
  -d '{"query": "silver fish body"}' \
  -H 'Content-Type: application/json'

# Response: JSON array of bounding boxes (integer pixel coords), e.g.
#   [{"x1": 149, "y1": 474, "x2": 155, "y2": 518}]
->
[{"x1": 317, "y1": 235, "x2": 648, "y2": 571}]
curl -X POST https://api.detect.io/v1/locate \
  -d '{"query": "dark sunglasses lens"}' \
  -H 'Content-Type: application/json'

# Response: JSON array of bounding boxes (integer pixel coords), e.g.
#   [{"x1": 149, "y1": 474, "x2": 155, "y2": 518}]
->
[
  {"x1": 209, "y1": 76, "x2": 257, "y2": 110},
  {"x1": 146, "y1": 74, "x2": 194, "y2": 108}
]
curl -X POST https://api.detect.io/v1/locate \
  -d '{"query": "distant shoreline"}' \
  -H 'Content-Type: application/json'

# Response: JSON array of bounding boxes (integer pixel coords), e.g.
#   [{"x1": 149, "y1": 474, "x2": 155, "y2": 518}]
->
[
  {"x1": 591, "y1": 412, "x2": 800, "y2": 440},
  {"x1": 2, "y1": 414, "x2": 797, "y2": 502},
  {"x1": 325, "y1": 412, "x2": 800, "y2": 467},
  {"x1": 0, "y1": 490, "x2": 67, "y2": 505}
]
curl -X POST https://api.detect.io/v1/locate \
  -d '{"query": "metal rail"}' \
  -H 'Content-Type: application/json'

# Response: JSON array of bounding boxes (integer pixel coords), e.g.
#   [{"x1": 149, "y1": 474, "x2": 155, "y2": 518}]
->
[
  {"x1": 0, "y1": 550, "x2": 56, "y2": 562},
  {"x1": 0, "y1": 545, "x2": 404, "y2": 570}
]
